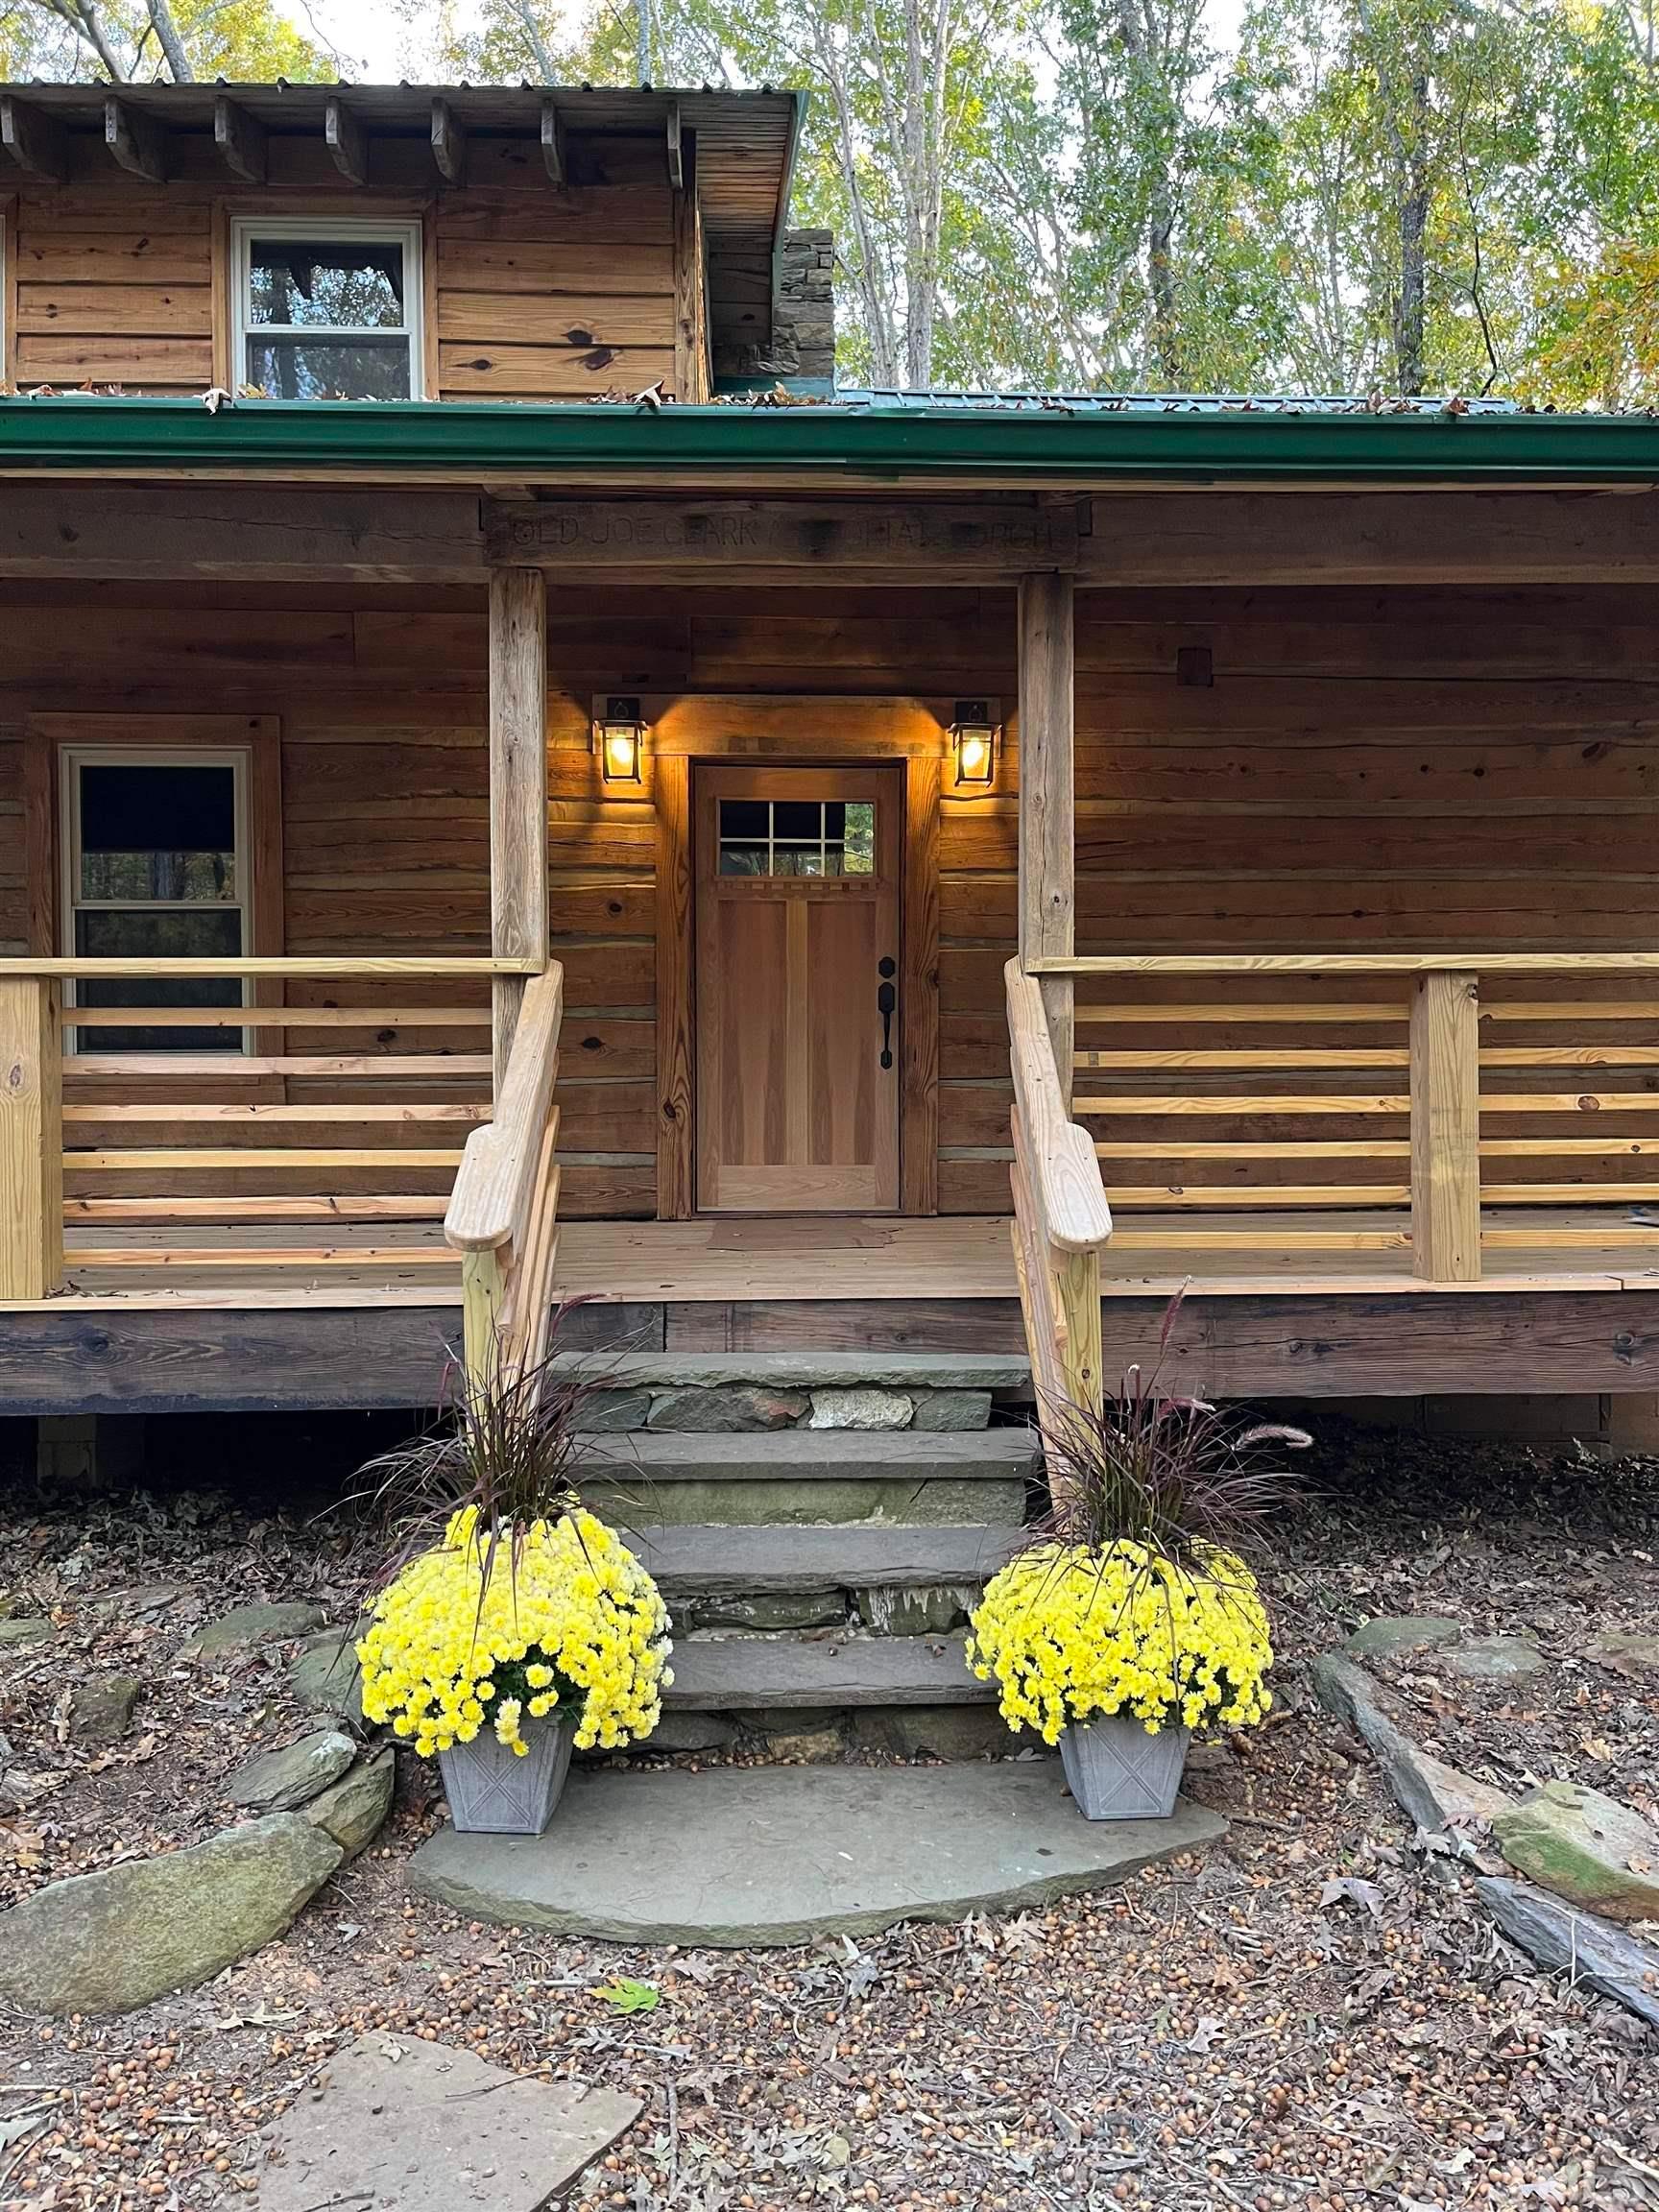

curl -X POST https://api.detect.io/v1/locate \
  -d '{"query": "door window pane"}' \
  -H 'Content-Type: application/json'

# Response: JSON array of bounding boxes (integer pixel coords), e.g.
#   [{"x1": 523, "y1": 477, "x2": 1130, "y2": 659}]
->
[{"x1": 718, "y1": 798, "x2": 878, "y2": 878}]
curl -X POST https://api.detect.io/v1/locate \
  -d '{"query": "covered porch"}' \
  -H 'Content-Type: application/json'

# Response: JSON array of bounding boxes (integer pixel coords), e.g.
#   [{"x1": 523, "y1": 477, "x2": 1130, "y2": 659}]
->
[{"x1": 7, "y1": 421, "x2": 1659, "y2": 1408}]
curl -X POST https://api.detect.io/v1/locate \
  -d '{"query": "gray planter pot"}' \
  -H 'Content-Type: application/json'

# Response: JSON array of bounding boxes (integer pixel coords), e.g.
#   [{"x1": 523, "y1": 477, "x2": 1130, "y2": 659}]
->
[
  {"x1": 438, "y1": 1714, "x2": 573, "y2": 1836},
  {"x1": 1060, "y1": 1715, "x2": 1190, "y2": 1820}
]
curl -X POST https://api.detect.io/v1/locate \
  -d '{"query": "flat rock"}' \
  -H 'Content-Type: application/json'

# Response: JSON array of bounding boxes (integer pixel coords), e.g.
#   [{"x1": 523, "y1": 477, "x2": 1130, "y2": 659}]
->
[
  {"x1": 1344, "y1": 1616, "x2": 1462, "y2": 1662},
  {"x1": 647, "y1": 1385, "x2": 808, "y2": 1432},
  {"x1": 910, "y1": 1390, "x2": 995, "y2": 1431},
  {"x1": 574, "y1": 1386, "x2": 653, "y2": 1433},
  {"x1": 230, "y1": 1728, "x2": 356, "y2": 1814},
  {"x1": 0, "y1": 1618, "x2": 52, "y2": 1648},
  {"x1": 808, "y1": 1387, "x2": 914, "y2": 1431},
  {"x1": 188, "y1": 1600, "x2": 325, "y2": 1658},
  {"x1": 70, "y1": 1673, "x2": 140, "y2": 1748},
  {"x1": 1478, "y1": 1876, "x2": 1659, "y2": 2031},
  {"x1": 306, "y1": 1746, "x2": 395, "y2": 1859},
  {"x1": 248, "y1": 2033, "x2": 640, "y2": 2212},
  {"x1": 0, "y1": 1814, "x2": 342, "y2": 2016},
  {"x1": 629, "y1": 1711, "x2": 738, "y2": 1753},
  {"x1": 1443, "y1": 1635, "x2": 1547, "y2": 1683},
  {"x1": 689, "y1": 1590, "x2": 847, "y2": 1632},
  {"x1": 289, "y1": 1634, "x2": 366, "y2": 1724},
  {"x1": 1310, "y1": 1651, "x2": 1509, "y2": 1846},
  {"x1": 409, "y1": 1762, "x2": 1226, "y2": 1946},
  {"x1": 1585, "y1": 1632, "x2": 1659, "y2": 1677},
  {"x1": 551, "y1": 1353, "x2": 1031, "y2": 1391},
  {"x1": 763, "y1": 1725, "x2": 847, "y2": 1762},
  {"x1": 1492, "y1": 1780, "x2": 1659, "y2": 1922}
]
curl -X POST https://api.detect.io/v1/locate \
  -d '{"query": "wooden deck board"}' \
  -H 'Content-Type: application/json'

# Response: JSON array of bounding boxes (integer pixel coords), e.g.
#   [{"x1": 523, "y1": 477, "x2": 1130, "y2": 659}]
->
[{"x1": 11, "y1": 1207, "x2": 1659, "y2": 1311}]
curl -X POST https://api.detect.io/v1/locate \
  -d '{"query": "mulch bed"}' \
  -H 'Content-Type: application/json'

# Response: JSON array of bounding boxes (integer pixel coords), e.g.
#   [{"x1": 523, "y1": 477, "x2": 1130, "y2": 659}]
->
[{"x1": 1, "y1": 1413, "x2": 1657, "y2": 2211}]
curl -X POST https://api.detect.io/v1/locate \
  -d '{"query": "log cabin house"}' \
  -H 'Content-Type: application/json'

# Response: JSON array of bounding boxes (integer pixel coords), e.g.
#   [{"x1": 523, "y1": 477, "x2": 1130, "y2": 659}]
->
[{"x1": 6, "y1": 77, "x2": 1659, "y2": 1452}]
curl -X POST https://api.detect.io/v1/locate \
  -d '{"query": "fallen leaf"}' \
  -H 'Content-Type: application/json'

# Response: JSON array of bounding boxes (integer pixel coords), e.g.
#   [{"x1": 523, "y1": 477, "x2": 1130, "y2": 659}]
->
[
  {"x1": 597, "y1": 1977, "x2": 661, "y2": 2015},
  {"x1": 1320, "y1": 1876, "x2": 1384, "y2": 1918}
]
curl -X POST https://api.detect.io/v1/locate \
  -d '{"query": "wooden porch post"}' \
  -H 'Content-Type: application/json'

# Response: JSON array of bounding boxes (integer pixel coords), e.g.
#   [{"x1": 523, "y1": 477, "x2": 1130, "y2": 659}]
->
[
  {"x1": 0, "y1": 975, "x2": 63, "y2": 1301},
  {"x1": 1409, "y1": 970, "x2": 1481, "y2": 1281},
  {"x1": 1017, "y1": 572, "x2": 1076, "y2": 1104},
  {"x1": 488, "y1": 566, "x2": 548, "y2": 1092}
]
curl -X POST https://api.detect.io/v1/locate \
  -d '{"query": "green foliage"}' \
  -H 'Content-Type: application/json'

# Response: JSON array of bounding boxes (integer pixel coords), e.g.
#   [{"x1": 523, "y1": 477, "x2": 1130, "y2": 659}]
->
[
  {"x1": 180, "y1": 0, "x2": 1659, "y2": 399},
  {"x1": 1, "y1": 0, "x2": 329, "y2": 81}
]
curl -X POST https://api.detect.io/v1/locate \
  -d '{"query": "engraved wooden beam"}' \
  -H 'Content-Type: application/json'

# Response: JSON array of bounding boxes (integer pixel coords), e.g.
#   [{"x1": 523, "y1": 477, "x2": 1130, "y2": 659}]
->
[
  {"x1": 540, "y1": 98, "x2": 565, "y2": 184},
  {"x1": 484, "y1": 498, "x2": 1082, "y2": 579},
  {"x1": 325, "y1": 94, "x2": 367, "y2": 186},
  {"x1": 0, "y1": 95, "x2": 68, "y2": 182},
  {"x1": 213, "y1": 95, "x2": 267, "y2": 183},
  {"x1": 430, "y1": 96, "x2": 467, "y2": 185},
  {"x1": 105, "y1": 97, "x2": 165, "y2": 183}
]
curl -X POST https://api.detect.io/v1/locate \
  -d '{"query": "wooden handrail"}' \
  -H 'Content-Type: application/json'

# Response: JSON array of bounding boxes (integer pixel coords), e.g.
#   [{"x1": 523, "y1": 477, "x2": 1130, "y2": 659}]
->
[
  {"x1": 1033, "y1": 951, "x2": 1659, "y2": 975},
  {"x1": 445, "y1": 963, "x2": 565, "y2": 1386},
  {"x1": 1005, "y1": 958, "x2": 1112, "y2": 1431},
  {"x1": 0, "y1": 957, "x2": 536, "y2": 977}
]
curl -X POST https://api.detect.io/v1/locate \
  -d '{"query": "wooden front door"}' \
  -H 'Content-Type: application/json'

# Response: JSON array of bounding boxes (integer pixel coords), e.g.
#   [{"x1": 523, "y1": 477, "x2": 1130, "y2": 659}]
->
[{"x1": 694, "y1": 764, "x2": 902, "y2": 1213}]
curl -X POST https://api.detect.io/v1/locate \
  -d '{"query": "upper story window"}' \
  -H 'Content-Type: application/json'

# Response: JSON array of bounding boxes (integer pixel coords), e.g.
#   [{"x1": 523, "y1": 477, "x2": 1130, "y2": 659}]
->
[{"x1": 232, "y1": 219, "x2": 424, "y2": 400}]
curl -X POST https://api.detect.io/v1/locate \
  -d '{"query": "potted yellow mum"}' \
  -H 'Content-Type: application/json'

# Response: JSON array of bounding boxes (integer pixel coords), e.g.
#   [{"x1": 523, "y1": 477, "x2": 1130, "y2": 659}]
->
[
  {"x1": 969, "y1": 1298, "x2": 1308, "y2": 1821},
  {"x1": 354, "y1": 1337, "x2": 670, "y2": 1836}
]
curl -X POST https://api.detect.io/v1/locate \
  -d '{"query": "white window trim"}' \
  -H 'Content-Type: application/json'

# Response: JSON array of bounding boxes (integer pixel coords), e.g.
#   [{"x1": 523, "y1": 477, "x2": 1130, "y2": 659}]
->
[
  {"x1": 230, "y1": 215, "x2": 425, "y2": 401},
  {"x1": 60, "y1": 745, "x2": 253, "y2": 1055}
]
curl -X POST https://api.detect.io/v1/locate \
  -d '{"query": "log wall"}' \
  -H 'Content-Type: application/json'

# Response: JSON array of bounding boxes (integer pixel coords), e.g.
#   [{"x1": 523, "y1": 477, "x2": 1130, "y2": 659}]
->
[
  {"x1": 2, "y1": 578, "x2": 1655, "y2": 1218},
  {"x1": 5, "y1": 135, "x2": 684, "y2": 398}
]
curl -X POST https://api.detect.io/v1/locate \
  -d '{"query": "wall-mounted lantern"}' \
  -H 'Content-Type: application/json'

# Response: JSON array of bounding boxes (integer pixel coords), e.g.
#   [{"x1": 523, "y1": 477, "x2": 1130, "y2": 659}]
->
[
  {"x1": 594, "y1": 695, "x2": 647, "y2": 787},
  {"x1": 949, "y1": 699, "x2": 999, "y2": 790}
]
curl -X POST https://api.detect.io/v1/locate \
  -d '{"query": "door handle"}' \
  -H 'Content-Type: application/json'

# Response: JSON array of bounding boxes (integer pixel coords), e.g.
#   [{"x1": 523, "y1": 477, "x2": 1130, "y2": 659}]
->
[{"x1": 878, "y1": 958, "x2": 897, "y2": 1069}]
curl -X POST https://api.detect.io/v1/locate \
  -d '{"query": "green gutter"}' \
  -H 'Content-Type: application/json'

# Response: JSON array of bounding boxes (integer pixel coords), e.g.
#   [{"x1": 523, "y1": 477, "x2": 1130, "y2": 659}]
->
[{"x1": 4, "y1": 397, "x2": 1659, "y2": 482}]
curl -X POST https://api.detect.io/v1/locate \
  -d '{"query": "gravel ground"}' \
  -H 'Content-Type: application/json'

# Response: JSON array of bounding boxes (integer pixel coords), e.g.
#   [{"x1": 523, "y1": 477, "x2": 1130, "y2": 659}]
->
[{"x1": 1, "y1": 1413, "x2": 1657, "y2": 2211}]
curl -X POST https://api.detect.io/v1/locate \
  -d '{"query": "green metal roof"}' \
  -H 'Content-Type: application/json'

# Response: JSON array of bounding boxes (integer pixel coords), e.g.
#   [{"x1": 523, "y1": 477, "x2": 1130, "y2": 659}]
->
[{"x1": 3, "y1": 395, "x2": 1659, "y2": 483}]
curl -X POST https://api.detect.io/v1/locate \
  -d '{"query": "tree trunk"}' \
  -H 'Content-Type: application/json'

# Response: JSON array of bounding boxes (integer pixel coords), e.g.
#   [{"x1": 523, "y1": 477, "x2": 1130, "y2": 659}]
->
[
  {"x1": 1147, "y1": 180, "x2": 1182, "y2": 385},
  {"x1": 1392, "y1": 73, "x2": 1430, "y2": 395},
  {"x1": 146, "y1": 0, "x2": 194, "y2": 80}
]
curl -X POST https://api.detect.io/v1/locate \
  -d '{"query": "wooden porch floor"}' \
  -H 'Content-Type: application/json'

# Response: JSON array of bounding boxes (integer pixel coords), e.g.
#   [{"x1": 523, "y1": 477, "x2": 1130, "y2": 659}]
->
[{"x1": 24, "y1": 1207, "x2": 1659, "y2": 1310}]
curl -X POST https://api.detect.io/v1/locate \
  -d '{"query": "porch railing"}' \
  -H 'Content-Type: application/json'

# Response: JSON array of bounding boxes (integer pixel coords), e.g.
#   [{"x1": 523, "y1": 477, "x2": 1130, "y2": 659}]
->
[
  {"x1": 1005, "y1": 958, "x2": 1114, "y2": 1436},
  {"x1": 0, "y1": 956, "x2": 536, "y2": 1303},
  {"x1": 444, "y1": 963, "x2": 565, "y2": 1388},
  {"x1": 1028, "y1": 949, "x2": 1659, "y2": 1283}
]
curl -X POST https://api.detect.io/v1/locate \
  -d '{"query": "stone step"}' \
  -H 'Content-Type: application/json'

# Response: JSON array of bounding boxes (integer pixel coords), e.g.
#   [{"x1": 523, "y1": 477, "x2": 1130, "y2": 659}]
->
[
  {"x1": 409, "y1": 1762, "x2": 1227, "y2": 1946},
  {"x1": 666, "y1": 1630, "x2": 992, "y2": 1709},
  {"x1": 582, "y1": 1431, "x2": 1038, "y2": 1479},
  {"x1": 635, "y1": 1523, "x2": 1018, "y2": 1598},
  {"x1": 581, "y1": 1427, "x2": 1035, "y2": 1528},
  {"x1": 555, "y1": 1353, "x2": 1032, "y2": 1392}
]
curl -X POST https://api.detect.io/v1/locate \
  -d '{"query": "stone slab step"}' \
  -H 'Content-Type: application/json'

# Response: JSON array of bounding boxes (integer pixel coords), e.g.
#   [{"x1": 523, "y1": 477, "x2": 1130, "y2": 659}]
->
[
  {"x1": 666, "y1": 1631, "x2": 992, "y2": 1709},
  {"x1": 553, "y1": 1353, "x2": 1032, "y2": 1391},
  {"x1": 409, "y1": 1763, "x2": 1227, "y2": 1946},
  {"x1": 580, "y1": 1431, "x2": 1039, "y2": 1479},
  {"x1": 634, "y1": 1524, "x2": 1018, "y2": 1596}
]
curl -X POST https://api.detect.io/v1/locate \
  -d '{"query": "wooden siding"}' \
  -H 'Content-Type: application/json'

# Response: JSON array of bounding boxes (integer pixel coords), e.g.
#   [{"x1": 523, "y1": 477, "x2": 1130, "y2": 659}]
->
[
  {"x1": 5, "y1": 579, "x2": 1659, "y2": 1222},
  {"x1": 7, "y1": 134, "x2": 687, "y2": 399}
]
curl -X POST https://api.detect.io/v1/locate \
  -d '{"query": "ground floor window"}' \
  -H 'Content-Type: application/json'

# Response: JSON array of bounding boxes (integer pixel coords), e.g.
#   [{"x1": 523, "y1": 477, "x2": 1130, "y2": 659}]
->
[{"x1": 60, "y1": 749, "x2": 250, "y2": 1053}]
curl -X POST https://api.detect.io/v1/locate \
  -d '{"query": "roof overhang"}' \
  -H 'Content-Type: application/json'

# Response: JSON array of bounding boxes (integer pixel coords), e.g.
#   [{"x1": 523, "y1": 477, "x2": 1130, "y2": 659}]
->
[
  {"x1": 0, "y1": 83, "x2": 801, "y2": 345},
  {"x1": 2, "y1": 397, "x2": 1659, "y2": 488}
]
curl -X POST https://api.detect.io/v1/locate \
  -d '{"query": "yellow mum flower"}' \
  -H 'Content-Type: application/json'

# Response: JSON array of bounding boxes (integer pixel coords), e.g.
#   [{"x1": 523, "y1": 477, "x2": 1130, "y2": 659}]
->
[{"x1": 967, "y1": 1542, "x2": 1273, "y2": 1746}]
